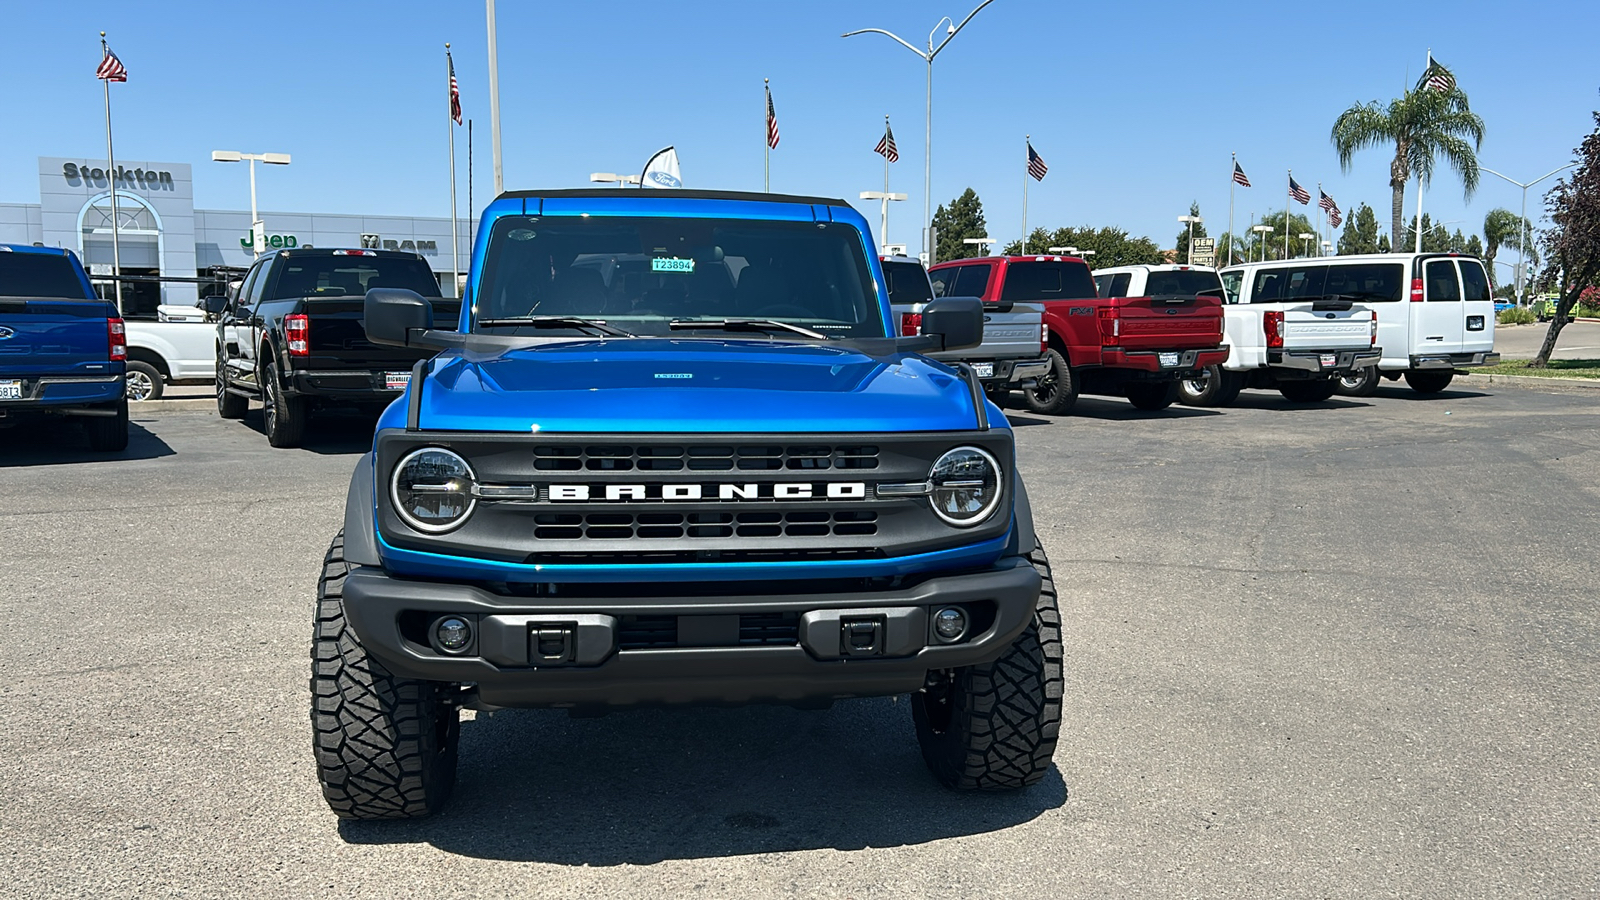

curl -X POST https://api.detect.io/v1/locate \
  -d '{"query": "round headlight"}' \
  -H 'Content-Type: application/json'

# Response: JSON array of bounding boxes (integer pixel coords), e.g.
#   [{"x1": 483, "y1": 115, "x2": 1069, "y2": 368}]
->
[
  {"x1": 928, "y1": 446, "x2": 1002, "y2": 527},
  {"x1": 391, "y1": 448, "x2": 477, "y2": 534}
]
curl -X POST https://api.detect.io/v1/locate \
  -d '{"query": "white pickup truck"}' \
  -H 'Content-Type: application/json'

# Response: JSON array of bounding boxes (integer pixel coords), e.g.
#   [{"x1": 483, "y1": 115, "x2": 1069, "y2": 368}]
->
[
  {"x1": 122, "y1": 296, "x2": 223, "y2": 401},
  {"x1": 1178, "y1": 261, "x2": 1381, "y2": 405}
]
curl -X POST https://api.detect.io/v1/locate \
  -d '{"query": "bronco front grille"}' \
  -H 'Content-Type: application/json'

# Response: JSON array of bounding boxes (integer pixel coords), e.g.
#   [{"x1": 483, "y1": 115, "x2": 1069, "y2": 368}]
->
[
  {"x1": 533, "y1": 444, "x2": 880, "y2": 472},
  {"x1": 531, "y1": 510, "x2": 878, "y2": 541}
]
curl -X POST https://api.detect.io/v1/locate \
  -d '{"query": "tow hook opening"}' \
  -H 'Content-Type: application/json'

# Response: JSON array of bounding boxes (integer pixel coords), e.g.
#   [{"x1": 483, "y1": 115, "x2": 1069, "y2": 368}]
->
[{"x1": 840, "y1": 616, "x2": 886, "y2": 657}]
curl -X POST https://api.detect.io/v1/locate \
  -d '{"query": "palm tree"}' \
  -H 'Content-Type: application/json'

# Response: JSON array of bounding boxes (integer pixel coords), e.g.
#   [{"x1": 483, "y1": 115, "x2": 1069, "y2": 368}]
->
[
  {"x1": 1482, "y1": 207, "x2": 1538, "y2": 290},
  {"x1": 1331, "y1": 87, "x2": 1486, "y2": 248}
]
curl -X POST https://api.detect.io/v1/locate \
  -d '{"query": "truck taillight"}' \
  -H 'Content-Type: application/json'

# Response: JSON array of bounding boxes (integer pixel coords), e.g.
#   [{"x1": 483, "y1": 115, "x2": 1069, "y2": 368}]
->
[
  {"x1": 285, "y1": 314, "x2": 310, "y2": 356},
  {"x1": 1040, "y1": 322, "x2": 1048, "y2": 352},
  {"x1": 1098, "y1": 307, "x2": 1119, "y2": 346},
  {"x1": 1371, "y1": 310, "x2": 1379, "y2": 346},
  {"x1": 1264, "y1": 310, "x2": 1284, "y2": 349},
  {"x1": 107, "y1": 317, "x2": 126, "y2": 361},
  {"x1": 1410, "y1": 277, "x2": 1424, "y2": 302},
  {"x1": 900, "y1": 312, "x2": 922, "y2": 337}
]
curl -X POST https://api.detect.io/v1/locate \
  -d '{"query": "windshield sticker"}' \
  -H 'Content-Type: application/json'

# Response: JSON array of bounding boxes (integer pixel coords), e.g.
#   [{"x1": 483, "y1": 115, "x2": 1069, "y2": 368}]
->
[{"x1": 652, "y1": 257, "x2": 695, "y2": 274}]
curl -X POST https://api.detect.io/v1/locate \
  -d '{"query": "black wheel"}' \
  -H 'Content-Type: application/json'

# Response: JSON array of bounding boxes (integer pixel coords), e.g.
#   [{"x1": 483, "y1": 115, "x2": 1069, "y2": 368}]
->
[
  {"x1": 124, "y1": 361, "x2": 164, "y2": 402},
  {"x1": 1335, "y1": 366, "x2": 1380, "y2": 397},
  {"x1": 312, "y1": 530, "x2": 459, "y2": 820},
  {"x1": 1403, "y1": 370, "x2": 1455, "y2": 394},
  {"x1": 1177, "y1": 365, "x2": 1242, "y2": 407},
  {"x1": 262, "y1": 359, "x2": 306, "y2": 448},
  {"x1": 1022, "y1": 350, "x2": 1078, "y2": 416},
  {"x1": 1277, "y1": 379, "x2": 1338, "y2": 403},
  {"x1": 216, "y1": 351, "x2": 247, "y2": 419},
  {"x1": 913, "y1": 543, "x2": 1062, "y2": 791},
  {"x1": 84, "y1": 398, "x2": 129, "y2": 452},
  {"x1": 1125, "y1": 381, "x2": 1178, "y2": 411}
]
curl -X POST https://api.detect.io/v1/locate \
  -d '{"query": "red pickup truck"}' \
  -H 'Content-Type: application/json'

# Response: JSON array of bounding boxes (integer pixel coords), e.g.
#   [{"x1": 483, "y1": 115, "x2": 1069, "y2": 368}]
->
[{"x1": 930, "y1": 257, "x2": 1228, "y2": 413}]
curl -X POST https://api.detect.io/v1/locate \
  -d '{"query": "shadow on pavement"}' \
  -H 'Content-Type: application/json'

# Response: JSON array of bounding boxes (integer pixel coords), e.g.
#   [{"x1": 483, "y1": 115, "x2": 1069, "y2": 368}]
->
[
  {"x1": 1369, "y1": 385, "x2": 1491, "y2": 401},
  {"x1": 1064, "y1": 396, "x2": 1223, "y2": 420},
  {"x1": 1223, "y1": 392, "x2": 1373, "y2": 412},
  {"x1": 240, "y1": 408, "x2": 377, "y2": 455},
  {"x1": 0, "y1": 418, "x2": 174, "y2": 466},
  {"x1": 338, "y1": 698, "x2": 1067, "y2": 864}
]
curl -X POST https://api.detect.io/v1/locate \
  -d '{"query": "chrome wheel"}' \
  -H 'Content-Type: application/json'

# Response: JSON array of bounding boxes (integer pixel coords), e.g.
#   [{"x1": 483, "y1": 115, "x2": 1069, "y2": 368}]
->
[
  {"x1": 125, "y1": 369, "x2": 156, "y2": 401},
  {"x1": 1183, "y1": 369, "x2": 1211, "y2": 396}
]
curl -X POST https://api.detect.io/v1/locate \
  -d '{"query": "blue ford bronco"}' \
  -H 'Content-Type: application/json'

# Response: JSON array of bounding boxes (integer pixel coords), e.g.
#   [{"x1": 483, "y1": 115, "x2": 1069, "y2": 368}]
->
[{"x1": 313, "y1": 189, "x2": 1062, "y2": 819}]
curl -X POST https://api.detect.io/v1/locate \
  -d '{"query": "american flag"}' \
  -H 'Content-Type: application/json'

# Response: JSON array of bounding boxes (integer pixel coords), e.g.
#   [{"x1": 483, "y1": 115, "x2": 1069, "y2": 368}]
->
[
  {"x1": 875, "y1": 120, "x2": 898, "y2": 163},
  {"x1": 1418, "y1": 56, "x2": 1456, "y2": 93},
  {"x1": 1027, "y1": 142, "x2": 1048, "y2": 181},
  {"x1": 765, "y1": 84, "x2": 780, "y2": 149},
  {"x1": 96, "y1": 46, "x2": 127, "y2": 82},
  {"x1": 1319, "y1": 190, "x2": 1342, "y2": 228},
  {"x1": 1289, "y1": 175, "x2": 1310, "y2": 205},
  {"x1": 1232, "y1": 161, "x2": 1251, "y2": 188},
  {"x1": 448, "y1": 53, "x2": 462, "y2": 125}
]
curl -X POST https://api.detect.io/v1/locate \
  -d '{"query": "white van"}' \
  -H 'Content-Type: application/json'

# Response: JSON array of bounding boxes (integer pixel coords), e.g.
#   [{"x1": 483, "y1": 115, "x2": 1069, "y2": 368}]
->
[{"x1": 1219, "y1": 253, "x2": 1498, "y2": 396}]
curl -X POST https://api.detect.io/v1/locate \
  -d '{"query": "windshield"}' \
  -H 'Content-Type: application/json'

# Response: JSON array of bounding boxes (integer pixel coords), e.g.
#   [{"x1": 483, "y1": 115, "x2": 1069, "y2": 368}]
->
[
  {"x1": 0, "y1": 252, "x2": 92, "y2": 299},
  {"x1": 1145, "y1": 270, "x2": 1222, "y2": 296},
  {"x1": 267, "y1": 254, "x2": 441, "y2": 300},
  {"x1": 473, "y1": 215, "x2": 884, "y2": 338}
]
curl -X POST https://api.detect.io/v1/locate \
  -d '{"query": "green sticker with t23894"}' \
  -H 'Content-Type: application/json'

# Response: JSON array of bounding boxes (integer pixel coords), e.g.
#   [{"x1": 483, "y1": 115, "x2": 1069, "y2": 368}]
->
[{"x1": 652, "y1": 257, "x2": 695, "y2": 273}]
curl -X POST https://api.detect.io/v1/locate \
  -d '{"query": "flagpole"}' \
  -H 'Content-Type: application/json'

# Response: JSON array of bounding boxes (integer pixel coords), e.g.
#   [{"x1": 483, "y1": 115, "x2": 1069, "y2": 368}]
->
[
  {"x1": 468, "y1": 118, "x2": 474, "y2": 255},
  {"x1": 1021, "y1": 135, "x2": 1029, "y2": 255},
  {"x1": 99, "y1": 33, "x2": 123, "y2": 315},
  {"x1": 446, "y1": 45, "x2": 460, "y2": 300},
  {"x1": 882, "y1": 116, "x2": 891, "y2": 251},
  {"x1": 1414, "y1": 49, "x2": 1432, "y2": 254},
  {"x1": 763, "y1": 79, "x2": 770, "y2": 193},
  {"x1": 485, "y1": 0, "x2": 502, "y2": 195},
  {"x1": 1284, "y1": 170, "x2": 1292, "y2": 259},
  {"x1": 1227, "y1": 153, "x2": 1236, "y2": 267}
]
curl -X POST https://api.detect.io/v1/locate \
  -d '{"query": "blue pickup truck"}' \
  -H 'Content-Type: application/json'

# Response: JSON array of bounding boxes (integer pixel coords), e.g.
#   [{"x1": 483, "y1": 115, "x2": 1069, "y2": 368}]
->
[
  {"x1": 312, "y1": 189, "x2": 1062, "y2": 819},
  {"x1": 0, "y1": 244, "x2": 128, "y2": 451}
]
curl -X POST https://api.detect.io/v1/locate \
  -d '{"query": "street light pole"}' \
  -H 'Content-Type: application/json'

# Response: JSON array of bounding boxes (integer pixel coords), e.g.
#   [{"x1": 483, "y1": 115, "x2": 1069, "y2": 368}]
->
[
  {"x1": 843, "y1": 0, "x2": 995, "y2": 267},
  {"x1": 860, "y1": 191, "x2": 908, "y2": 252},
  {"x1": 212, "y1": 150, "x2": 291, "y2": 259},
  {"x1": 1478, "y1": 164, "x2": 1575, "y2": 304},
  {"x1": 486, "y1": 0, "x2": 503, "y2": 195},
  {"x1": 1251, "y1": 224, "x2": 1273, "y2": 263},
  {"x1": 1178, "y1": 214, "x2": 1202, "y2": 265},
  {"x1": 1298, "y1": 232, "x2": 1316, "y2": 258}
]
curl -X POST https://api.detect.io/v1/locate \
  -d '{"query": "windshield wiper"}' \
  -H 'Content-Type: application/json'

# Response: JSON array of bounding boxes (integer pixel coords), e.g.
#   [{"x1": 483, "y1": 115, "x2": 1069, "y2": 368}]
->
[
  {"x1": 475, "y1": 316, "x2": 633, "y2": 337},
  {"x1": 668, "y1": 318, "x2": 829, "y2": 340}
]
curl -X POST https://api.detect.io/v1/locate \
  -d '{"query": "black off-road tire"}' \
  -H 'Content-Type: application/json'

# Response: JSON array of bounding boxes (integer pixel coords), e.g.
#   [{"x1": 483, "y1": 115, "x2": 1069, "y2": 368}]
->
[
  {"x1": 913, "y1": 543, "x2": 1063, "y2": 791},
  {"x1": 1125, "y1": 380, "x2": 1178, "y2": 411},
  {"x1": 1177, "y1": 365, "x2": 1242, "y2": 407},
  {"x1": 1403, "y1": 370, "x2": 1455, "y2": 394},
  {"x1": 263, "y1": 358, "x2": 306, "y2": 448},
  {"x1": 84, "y1": 398, "x2": 129, "y2": 452},
  {"x1": 312, "y1": 531, "x2": 460, "y2": 820},
  {"x1": 216, "y1": 349, "x2": 248, "y2": 419},
  {"x1": 124, "y1": 361, "x2": 164, "y2": 401},
  {"x1": 1278, "y1": 379, "x2": 1338, "y2": 403},
  {"x1": 1023, "y1": 350, "x2": 1078, "y2": 416},
  {"x1": 1335, "y1": 366, "x2": 1380, "y2": 397}
]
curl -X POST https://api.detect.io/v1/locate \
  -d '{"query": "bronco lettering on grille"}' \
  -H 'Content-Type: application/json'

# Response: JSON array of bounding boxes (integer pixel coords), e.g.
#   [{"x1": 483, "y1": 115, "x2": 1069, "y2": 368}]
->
[{"x1": 548, "y1": 482, "x2": 868, "y2": 502}]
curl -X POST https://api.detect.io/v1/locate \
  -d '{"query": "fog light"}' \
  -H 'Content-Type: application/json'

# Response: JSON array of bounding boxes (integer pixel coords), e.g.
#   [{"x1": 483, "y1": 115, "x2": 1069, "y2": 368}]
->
[
  {"x1": 933, "y1": 607, "x2": 968, "y2": 642},
  {"x1": 434, "y1": 617, "x2": 473, "y2": 653}
]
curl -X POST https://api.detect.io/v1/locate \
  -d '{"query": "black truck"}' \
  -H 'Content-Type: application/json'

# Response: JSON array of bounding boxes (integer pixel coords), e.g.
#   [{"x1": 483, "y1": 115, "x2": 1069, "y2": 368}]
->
[{"x1": 213, "y1": 248, "x2": 459, "y2": 446}]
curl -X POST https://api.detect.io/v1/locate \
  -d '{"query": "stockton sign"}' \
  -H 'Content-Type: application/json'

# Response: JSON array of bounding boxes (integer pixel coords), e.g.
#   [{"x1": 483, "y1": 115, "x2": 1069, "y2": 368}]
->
[{"x1": 61, "y1": 162, "x2": 175, "y2": 191}]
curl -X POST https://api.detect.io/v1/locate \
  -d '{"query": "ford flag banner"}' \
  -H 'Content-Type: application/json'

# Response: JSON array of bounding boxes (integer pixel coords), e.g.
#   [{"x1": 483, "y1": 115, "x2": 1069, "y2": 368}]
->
[{"x1": 641, "y1": 146, "x2": 682, "y2": 189}]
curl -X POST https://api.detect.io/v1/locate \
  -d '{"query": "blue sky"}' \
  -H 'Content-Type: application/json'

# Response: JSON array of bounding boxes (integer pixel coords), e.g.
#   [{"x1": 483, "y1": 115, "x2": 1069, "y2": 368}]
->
[{"x1": 2, "y1": 0, "x2": 1594, "y2": 263}]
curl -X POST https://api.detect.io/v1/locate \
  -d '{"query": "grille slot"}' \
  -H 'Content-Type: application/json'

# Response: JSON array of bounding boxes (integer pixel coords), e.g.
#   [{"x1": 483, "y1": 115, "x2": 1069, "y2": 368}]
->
[
  {"x1": 616, "y1": 613, "x2": 800, "y2": 649},
  {"x1": 618, "y1": 615, "x2": 677, "y2": 649},
  {"x1": 529, "y1": 444, "x2": 877, "y2": 472},
  {"x1": 534, "y1": 511, "x2": 877, "y2": 541}
]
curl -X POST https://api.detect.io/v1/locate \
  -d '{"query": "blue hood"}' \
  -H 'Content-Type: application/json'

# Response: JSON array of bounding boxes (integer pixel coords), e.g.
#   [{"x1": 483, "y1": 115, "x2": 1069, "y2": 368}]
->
[{"x1": 402, "y1": 338, "x2": 987, "y2": 434}]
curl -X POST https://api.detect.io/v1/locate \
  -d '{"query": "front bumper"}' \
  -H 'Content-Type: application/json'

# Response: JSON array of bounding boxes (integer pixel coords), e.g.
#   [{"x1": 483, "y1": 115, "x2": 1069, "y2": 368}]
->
[
  {"x1": 1101, "y1": 345, "x2": 1230, "y2": 374},
  {"x1": 1411, "y1": 351, "x2": 1501, "y2": 370},
  {"x1": 341, "y1": 556, "x2": 1042, "y2": 709},
  {"x1": 1268, "y1": 347, "x2": 1382, "y2": 376}
]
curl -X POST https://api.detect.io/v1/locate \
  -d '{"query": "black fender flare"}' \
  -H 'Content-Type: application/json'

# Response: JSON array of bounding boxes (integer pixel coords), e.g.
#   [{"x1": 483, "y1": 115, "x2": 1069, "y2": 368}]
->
[
  {"x1": 342, "y1": 452, "x2": 382, "y2": 566},
  {"x1": 1008, "y1": 468, "x2": 1037, "y2": 556}
]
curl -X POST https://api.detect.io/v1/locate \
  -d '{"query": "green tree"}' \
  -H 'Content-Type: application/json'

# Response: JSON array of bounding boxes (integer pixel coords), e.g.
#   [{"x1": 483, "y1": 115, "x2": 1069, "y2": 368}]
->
[
  {"x1": 1001, "y1": 225, "x2": 1165, "y2": 267},
  {"x1": 1330, "y1": 76, "x2": 1486, "y2": 246},
  {"x1": 932, "y1": 188, "x2": 988, "y2": 262},
  {"x1": 1483, "y1": 207, "x2": 1538, "y2": 290},
  {"x1": 1173, "y1": 202, "x2": 1208, "y2": 263},
  {"x1": 1403, "y1": 213, "x2": 1454, "y2": 253},
  {"x1": 1228, "y1": 210, "x2": 1321, "y2": 261},
  {"x1": 1465, "y1": 234, "x2": 1484, "y2": 258},
  {"x1": 1338, "y1": 203, "x2": 1382, "y2": 254},
  {"x1": 1533, "y1": 107, "x2": 1600, "y2": 367},
  {"x1": 1378, "y1": 232, "x2": 1392, "y2": 253}
]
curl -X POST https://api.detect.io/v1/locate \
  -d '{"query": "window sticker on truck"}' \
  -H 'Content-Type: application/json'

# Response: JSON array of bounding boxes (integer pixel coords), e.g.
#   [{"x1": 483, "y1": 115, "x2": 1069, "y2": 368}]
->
[{"x1": 651, "y1": 257, "x2": 696, "y2": 273}]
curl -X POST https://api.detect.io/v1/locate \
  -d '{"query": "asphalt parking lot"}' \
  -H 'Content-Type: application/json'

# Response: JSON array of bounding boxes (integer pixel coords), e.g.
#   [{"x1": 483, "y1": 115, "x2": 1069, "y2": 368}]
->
[{"x1": 2, "y1": 383, "x2": 1597, "y2": 898}]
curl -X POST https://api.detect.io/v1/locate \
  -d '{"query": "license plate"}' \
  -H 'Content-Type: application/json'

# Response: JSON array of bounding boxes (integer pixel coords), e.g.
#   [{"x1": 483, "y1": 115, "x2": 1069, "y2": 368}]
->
[
  {"x1": 971, "y1": 362, "x2": 994, "y2": 378},
  {"x1": 1158, "y1": 352, "x2": 1180, "y2": 368},
  {"x1": 0, "y1": 380, "x2": 21, "y2": 401},
  {"x1": 384, "y1": 372, "x2": 411, "y2": 391},
  {"x1": 1320, "y1": 354, "x2": 1337, "y2": 368}
]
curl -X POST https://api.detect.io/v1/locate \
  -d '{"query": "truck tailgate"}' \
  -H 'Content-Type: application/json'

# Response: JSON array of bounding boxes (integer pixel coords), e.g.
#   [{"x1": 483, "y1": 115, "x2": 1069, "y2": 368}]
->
[
  {"x1": 0, "y1": 298, "x2": 115, "y2": 377},
  {"x1": 1282, "y1": 301, "x2": 1373, "y2": 350},
  {"x1": 1110, "y1": 296, "x2": 1223, "y2": 350},
  {"x1": 933, "y1": 302, "x2": 1042, "y2": 361},
  {"x1": 302, "y1": 297, "x2": 460, "y2": 368}
]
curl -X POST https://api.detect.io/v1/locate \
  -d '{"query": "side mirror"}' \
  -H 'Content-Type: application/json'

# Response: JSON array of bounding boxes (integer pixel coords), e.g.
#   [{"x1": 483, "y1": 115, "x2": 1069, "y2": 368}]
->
[
  {"x1": 918, "y1": 296, "x2": 984, "y2": 352},
  {"x1": 365, "y1": 288, "x2": 434, "y2": 347},
  {"x1": 202, "y1": 295, "x2": 228, "y2": 316}
]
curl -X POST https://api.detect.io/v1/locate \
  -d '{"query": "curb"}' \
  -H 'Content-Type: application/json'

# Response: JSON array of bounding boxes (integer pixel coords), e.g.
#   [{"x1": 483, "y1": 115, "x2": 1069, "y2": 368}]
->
[
  {"x1": 1456, "y1": 372, "x2": 1600, "y2": 391},
  {"x1": 128, "y1": 398, "x2": 215, "y2": 413}
]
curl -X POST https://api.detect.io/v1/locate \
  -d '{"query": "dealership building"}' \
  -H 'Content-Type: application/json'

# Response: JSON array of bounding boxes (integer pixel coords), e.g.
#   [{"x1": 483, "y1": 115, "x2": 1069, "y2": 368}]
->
[{"x1": 0, "y1": 156, "x2": 466, "y2": 316}]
